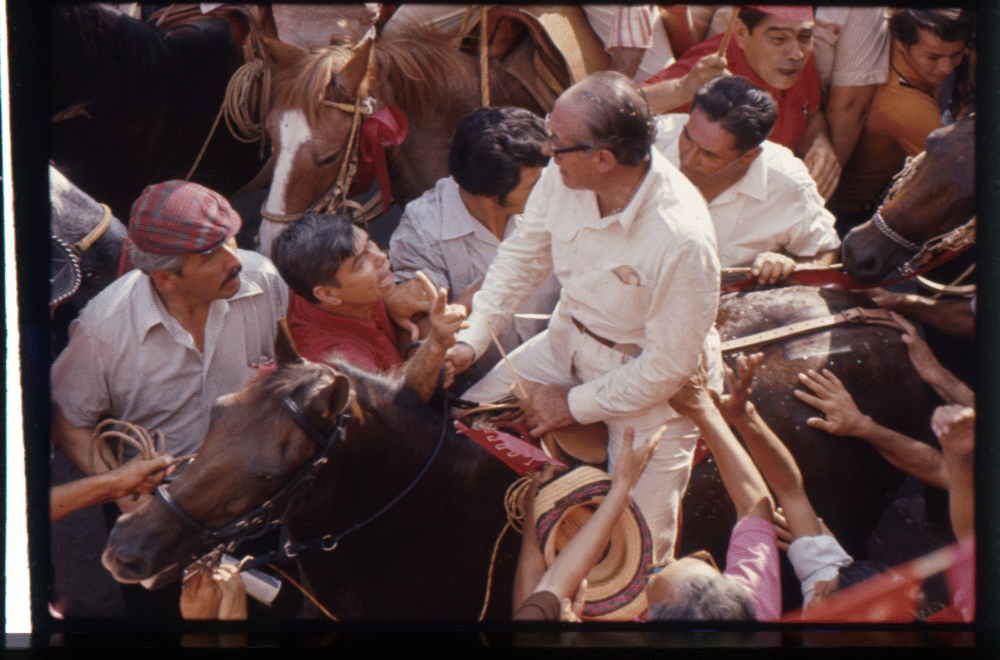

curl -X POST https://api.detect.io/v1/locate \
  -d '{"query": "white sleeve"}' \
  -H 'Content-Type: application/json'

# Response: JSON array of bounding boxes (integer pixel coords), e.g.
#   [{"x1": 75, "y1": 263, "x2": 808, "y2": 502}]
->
[
  {"x1": 388, "y1": 209, "x2": 451, "y2": 292},
  {"x1": 787, "y1": 535, "x2": 854, "y2": 606}
]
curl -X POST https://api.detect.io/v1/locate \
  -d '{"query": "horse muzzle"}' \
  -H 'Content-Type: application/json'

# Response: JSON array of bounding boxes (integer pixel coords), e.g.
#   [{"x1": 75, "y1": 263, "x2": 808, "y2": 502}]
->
[
  {"x1": 102, "y1": 503, "x2": 206, "y2": 588},
  {"x1": 842, "y1": 223, "x2": 909, "y2": 284}
]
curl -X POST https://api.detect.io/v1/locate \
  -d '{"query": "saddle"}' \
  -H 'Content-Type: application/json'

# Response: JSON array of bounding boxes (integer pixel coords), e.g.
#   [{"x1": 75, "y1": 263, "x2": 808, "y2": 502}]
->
[{"x1": 460, "y1": 6, "x2": 611, "y2": 112}]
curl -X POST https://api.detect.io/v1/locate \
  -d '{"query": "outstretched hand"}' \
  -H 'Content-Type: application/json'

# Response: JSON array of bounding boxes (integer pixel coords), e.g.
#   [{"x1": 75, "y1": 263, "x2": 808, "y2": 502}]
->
[
  {"x1": 384, "y1": 276, "x2": 433, "y2": 343},
  {"x1": 416, "y1": 271, "x2": 468, "y2": 350},
  {"x1": 667, "y1": 355, "x2": 715, "y2": 420},
  {"x1": 931, "y1": 404, "x2": 975, "y2": 457},
  {"x1": 793, "y1": 368, "x2": 867, "y2": 436},
  {"x1": 712, "y1": 352, "x2": 764, "y2": 423},
  {"x1": 891, "y1": 312, "x2": 943, "y2": 384},
  {"x1": 613, "y1": 426, "x2": 664, "y2": 487}
]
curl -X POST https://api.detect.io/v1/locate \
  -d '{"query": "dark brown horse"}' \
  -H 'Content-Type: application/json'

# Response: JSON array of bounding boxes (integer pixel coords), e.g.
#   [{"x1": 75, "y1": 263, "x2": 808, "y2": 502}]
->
[
  {"x1": 253, "y1": 26, "x2": 543, "y2": 256},
  {"x1": 102, "y1": 325, "x2": 519, "y2": 619},
  {"x1": 51, "y1": 4, "x2": 265, "y2": 222},
  {"x1": 679, "y1": 286, "x2": 938, "y2": 606},
  {"x1": 841, "y1": 114, "x2": 975, "y2": 284}
]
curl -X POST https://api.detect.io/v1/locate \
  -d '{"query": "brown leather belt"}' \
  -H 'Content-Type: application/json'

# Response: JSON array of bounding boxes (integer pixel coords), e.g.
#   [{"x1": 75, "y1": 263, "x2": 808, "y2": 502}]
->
[
  {"x1": 571, "y1": 316, "x2": 642, "y2": 358},
  {"x1": 720, "y1": 307, "x2": 904, "y2": 353}
]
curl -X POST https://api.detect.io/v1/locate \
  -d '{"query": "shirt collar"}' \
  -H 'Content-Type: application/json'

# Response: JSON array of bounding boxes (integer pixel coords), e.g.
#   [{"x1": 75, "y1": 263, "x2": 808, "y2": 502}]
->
[
  {"x1": 438, "y1": 177, "x2": 505, "y2": 245},
  {"x1": 585, "y1": 149, "x2": 664, "y2": 232},
  {"x1": 132, "y1": 266, "x2": 264, "y2": 342},
  {"x1": 711, "y1": 145, "x2": 769, "y2": 205}
]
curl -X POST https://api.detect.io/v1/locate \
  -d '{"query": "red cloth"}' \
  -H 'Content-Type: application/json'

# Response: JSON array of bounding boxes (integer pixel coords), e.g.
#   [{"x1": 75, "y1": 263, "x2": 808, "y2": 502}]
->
[
  {"x1": 286, "y1": 292, "x2": 403, "y2": 372},
  {"x1": 642, "y1": 33, "x2": 820, "y2": 150},
  {"x1": 453, "y1": 421, "x2": 565, "y2": 476}
]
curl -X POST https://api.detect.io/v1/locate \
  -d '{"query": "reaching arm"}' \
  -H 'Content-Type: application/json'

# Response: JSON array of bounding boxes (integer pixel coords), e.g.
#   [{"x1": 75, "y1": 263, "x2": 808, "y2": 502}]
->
[
  {"x1": 51, "y1": 454, "x2": 174, "y2": 522},
  {"x1": 530, "y1": 427, "x2": 661, "y2": 601},
  {"x1": 891, "y1": 312, "x2": 974, "y2": 407},
  {"x1": 661, "y1": 5, "x2": 701, "y2": 57},
  {"x1": 401, "y1": 272, "x2": 467, "y2": 401},
  {"x1": 793, "y1": 368, "x2": 948, "y2": 490},
  {"x1": 932, "y1": 405, "x2": 975, "y2": 540},
  {"x1": 669, "y1": 359, "x2": 773, "y2": 522},
  {"x1": 863, "y1": 290, "x2": 974, "y2": 339},
  {"x1": 714, "y1": 354, "x2": 822, "y2": 539},
  {"x1": 796, "y1": 108, "x2": 841, "y2": 201},
  {"x1": 642, "y1": 53, "x2": 729, "y2": 113},
  {"x1": 825, "y1": 84, "x2": 877, "y2": 167}
]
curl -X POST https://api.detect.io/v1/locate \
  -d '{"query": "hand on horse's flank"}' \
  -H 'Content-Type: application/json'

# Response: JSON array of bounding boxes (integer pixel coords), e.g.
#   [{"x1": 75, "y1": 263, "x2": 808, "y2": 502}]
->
[
  {"x1": 751, "y1": 251, "x2": 796, "y2": 285},
  {"x1": 385, "y1": 276, "x2": 433, "y2": 343},
  {"x1": 417, "y1": 271, "x2": 467, "y2": 350},
  {"x1": 712, "y1": 352, "x2": 763, "y2": 423},
  {"x1": 522, "y1": 384, "x2": 575, "y2": 438},
  {"x1": 890, "y1": 312, "x2": 943, "y2": 383},
  {"x1": 793, "y1": 368, "x2": 869, "y2": 437},
  {"x1": 931, "y1": 404, "x2": 975, "y2": 457}
]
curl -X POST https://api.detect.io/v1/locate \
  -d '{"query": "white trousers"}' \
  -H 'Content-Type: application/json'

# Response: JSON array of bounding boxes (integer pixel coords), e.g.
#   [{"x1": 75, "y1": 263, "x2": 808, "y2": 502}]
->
[{"x1": 464, "y1": 312, "x2": 720, "y2": 561}]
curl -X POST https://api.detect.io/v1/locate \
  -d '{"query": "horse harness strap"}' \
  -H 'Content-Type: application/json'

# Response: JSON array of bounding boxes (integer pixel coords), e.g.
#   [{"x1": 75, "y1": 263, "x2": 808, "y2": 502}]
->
[
  {"x1": 894, "y1": 216, "x2": 976, "y2": 278},
  {"x1": 720, "y1": 307, "x2": 904, "y2": 353},
  {"x1": 872, "y1": 211, "x2": 921, "y2": 252}
]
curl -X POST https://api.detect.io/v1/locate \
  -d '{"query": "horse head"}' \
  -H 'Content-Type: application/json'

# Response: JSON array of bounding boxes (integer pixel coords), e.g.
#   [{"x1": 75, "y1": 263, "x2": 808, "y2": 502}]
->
[
  {"x1": 841, "y1": 114, "x2": 975, "y2": 284},
  {"x1": 102, "y1": 322, "x2": 353, "y2": 588},
  {"x1": 255, "y1": 34, "x2": 376, "y2": 256}
]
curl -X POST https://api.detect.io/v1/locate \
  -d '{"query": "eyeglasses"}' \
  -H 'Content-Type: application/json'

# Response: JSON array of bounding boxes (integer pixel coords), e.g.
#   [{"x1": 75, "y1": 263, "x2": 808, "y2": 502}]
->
[
  {"x1": 544, "y1": 114, "x2": 592, "y2": 156},
  {"x1": 644, "y1": 549, "x2": 719, "y2": 575}
]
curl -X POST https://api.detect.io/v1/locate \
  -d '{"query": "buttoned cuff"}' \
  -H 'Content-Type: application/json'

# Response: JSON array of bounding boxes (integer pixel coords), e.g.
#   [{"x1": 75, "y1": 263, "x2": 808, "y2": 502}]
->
[{"x1": 787, "y1": 534, "x2": 854, "y2": 605}]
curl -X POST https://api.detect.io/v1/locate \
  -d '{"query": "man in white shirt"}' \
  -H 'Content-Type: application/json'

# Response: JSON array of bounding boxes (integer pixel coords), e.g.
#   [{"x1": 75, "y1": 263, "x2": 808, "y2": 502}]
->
[
  {"x1": 654, "y1": 76, "x2": 840, "y2": 285},
  {"x1": 389, "y1": 106, "x2": 560, "y2": 388},
  {"x1": 446, "y1": 72, "x2": 722, "y2": 561}
]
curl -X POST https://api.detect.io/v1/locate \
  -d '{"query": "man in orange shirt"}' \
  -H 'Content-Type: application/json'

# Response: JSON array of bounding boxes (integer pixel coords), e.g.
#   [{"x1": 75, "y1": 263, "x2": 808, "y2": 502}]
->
[{"x1": 830, "y1": 8, "x2": 973, "y2": 231}]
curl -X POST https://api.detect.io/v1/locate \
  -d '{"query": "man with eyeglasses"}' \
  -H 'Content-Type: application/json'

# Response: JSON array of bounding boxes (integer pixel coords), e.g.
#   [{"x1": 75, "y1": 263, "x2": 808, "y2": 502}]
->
[{"x1": 446, "y1": 71, "x2": 722, "y2": 563}]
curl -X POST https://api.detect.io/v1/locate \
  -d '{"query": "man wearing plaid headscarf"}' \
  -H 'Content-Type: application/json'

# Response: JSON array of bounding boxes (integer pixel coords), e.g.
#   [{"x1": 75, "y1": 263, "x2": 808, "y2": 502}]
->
[{"x1": 52, "y1": 181, "x2": 288, "y2": 514}]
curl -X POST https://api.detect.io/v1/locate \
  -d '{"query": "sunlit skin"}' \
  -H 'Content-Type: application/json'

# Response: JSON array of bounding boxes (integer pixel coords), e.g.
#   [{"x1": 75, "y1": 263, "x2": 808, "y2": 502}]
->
[
  {"x1": 170, "y1": 238, "x2": 244, "y2": 306},
  {"x1": 676, "y1": 108, "x2": 760, "y2": 202},
  {"x1": 896, "y1": 29, "x2": 967, "y2": 88},
  {"x1": 735, "y1": 14, "x2": 815, "y2": 91},
  {"x1": 541, "y1": 97, "x2": 599, "y2": 191},
  {"x1": 312, "y1": 227, "x2": 396, "y2": 319}
]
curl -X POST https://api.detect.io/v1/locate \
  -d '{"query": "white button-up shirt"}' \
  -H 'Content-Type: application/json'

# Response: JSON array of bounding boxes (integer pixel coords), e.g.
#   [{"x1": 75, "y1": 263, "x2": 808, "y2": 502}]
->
[
  {"x1": 456, "y1": 149, "x2": 720, "y2": 425},
  {"x1": 52, "y1": 250, "x2": 289, "y2": 459},
  {"x1": 389, "y1": 176, "x2": 560, "y2": 348},
  {"x1": 654, "y1": 114, "x2": 841, "y2": 269}
]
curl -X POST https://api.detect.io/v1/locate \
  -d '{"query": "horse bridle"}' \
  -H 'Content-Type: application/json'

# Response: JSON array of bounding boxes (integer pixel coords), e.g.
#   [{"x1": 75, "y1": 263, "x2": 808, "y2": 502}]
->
[
  {"x1": 155, "y1": 363, "x2": 450, "y2": 573},
  {"x1": 872, "y1": 210, "x2": 977, "y2": 277},
  {"x1": 154, "y1": 366, "x2": 351, "y2": 557},
  {"x1": 50, "y1": 203, "x2": 114, "y2": 308}
]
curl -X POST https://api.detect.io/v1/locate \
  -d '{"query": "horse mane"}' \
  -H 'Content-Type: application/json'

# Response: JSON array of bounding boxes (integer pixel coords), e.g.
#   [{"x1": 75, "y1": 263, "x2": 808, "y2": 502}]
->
[{"x1": 272, "y1": 25, "x2": 477, "y2": 126}]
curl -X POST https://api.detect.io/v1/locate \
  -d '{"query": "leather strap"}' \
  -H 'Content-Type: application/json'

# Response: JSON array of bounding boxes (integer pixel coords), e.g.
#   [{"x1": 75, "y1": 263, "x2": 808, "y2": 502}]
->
[
  {"x1": 721, "y1": 307, "x2": 903, "y2": 353},
  {"x1": 571, "y1": 316, "x2": 642, "y2": 358}
]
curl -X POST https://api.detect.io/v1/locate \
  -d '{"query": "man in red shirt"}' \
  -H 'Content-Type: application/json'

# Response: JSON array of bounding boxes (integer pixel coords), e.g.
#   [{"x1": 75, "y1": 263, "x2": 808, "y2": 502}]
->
[
  {"x1": 271, "y1": 213, "x2": 467, "y2": 403},
  {"x1": 643, "y1": 6, "x2": 840, "y2": 199}
]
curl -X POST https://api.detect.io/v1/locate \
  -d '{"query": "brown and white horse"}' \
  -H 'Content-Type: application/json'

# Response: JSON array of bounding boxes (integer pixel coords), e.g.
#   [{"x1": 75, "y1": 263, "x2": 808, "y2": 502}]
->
[{"x1": 251, "y1": 26, "x2": 542, "y2": 256}]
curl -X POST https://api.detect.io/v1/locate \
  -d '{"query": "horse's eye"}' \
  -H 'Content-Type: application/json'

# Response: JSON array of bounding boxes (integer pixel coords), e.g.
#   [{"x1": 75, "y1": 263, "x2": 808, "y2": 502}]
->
[{"x1": 316, "y1": 150, "x2": 342, "y2": 167}]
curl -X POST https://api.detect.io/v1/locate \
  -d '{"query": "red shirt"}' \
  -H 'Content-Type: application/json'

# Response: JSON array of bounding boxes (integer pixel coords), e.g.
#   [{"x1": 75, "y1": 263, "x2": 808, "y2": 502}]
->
[
  {"x1": 286, "y1": 292, "x2": 403, "y2": 372},
  {"x1": 642, "y1": 33, "x2": 820, "y2": 151}
]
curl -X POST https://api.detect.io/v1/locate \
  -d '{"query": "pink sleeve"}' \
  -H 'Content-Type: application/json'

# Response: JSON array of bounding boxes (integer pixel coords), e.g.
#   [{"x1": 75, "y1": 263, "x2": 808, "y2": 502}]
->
[
  {"x1": 608, "y1": 5, "x2": 654, "y2": 49},
  {"x1": 723, "y1": 516, "x2": 781, "y2": 621}
]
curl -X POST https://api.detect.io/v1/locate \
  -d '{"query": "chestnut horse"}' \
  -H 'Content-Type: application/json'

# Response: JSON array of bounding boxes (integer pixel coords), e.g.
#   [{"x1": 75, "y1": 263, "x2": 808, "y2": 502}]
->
[
  {"x1": 840, "y1": 113, "x2": 975, "y2": 284},
  {"x1": 679, "y1": 285, "x2": 938, "y2": 608},
  {"x1": 253, "y1": 26, "x2": 543, "y2": 256},
  {"x1": 102, "y1": 325, "x2": 519, "y2": 619}
]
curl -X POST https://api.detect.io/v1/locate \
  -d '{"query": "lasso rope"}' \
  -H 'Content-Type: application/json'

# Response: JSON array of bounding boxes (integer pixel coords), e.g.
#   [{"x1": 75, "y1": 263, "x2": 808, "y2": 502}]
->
[
  {"x1": 266, "y1": 562, "x2": 340, "y2": 620},
  {"x1": 90, "y1": 418, "x2": 195, "y2": 477},
  {"x1": 473, "y1": 475, "x2": 535, "y2": 620},
  {"x1": 223, "y1": 58, "x2": 266, "y2": 145}
]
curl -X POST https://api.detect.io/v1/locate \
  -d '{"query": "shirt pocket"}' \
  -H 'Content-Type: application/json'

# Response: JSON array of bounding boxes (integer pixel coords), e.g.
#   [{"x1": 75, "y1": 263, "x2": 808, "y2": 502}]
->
[{"x1": 585, "y1": 264, "x2": 652, "y2": 329}]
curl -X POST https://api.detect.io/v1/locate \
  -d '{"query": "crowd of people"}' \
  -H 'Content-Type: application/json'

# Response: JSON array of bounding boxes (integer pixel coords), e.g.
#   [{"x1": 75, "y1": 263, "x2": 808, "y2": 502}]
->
[{"x1": 49, "y1": 5, "x2": 976, "y2": 623}]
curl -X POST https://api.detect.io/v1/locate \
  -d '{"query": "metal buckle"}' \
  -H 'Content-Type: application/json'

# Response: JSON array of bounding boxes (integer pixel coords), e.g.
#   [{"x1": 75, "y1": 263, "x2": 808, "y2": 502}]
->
[{"x1": 322, "y1": 535, "x2": 338, "y2": 552}]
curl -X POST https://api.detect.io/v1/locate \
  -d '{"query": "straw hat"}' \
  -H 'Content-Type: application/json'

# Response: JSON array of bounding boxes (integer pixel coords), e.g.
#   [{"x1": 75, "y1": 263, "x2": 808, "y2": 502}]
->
[{"x1": 534, "y1": 465, "x2": 652, "y2": 621}]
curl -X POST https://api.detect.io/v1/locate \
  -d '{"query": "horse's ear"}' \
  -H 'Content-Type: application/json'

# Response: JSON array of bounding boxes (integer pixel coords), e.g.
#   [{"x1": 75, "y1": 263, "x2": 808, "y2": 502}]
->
[
  {"x1": 331, "y1": 34, "x2": 373, "y2": 101},
  {"x1": 260, "y1": 35, "x2": 306, "y2": 69},
  {"x1": 316, "y1": 373, "x2": 352, "y2": 418},
  {"x1": 275, "y1": 319, "x2": 303, "y2": 366}
]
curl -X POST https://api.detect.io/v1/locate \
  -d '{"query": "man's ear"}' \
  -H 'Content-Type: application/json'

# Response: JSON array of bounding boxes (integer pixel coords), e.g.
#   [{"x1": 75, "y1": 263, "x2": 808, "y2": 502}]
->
[
  {"x1": 733, "y1": 18, "x2": 750, "y2": 50},
  {"x1": 313, "y1": 284, "x2": 343, "y2": 306},
  {"x1": 595, "y1": 148, "x2": 618, "y2": 173},
  {"x1": 150, "y1": 270, "x2": 179, "y2": 293}
]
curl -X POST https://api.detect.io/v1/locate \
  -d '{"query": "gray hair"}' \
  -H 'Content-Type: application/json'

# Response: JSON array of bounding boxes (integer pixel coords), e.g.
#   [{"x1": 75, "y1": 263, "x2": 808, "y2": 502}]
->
[
  {"x1": 128, "y1": 243, "x2": 186, "y2": 275},
  {"x1": 573, "y1": 71, "x2": 654, "y2": 167},
  {"x1": 647, "y1": 574, "x2": 758, "y2": 621}
]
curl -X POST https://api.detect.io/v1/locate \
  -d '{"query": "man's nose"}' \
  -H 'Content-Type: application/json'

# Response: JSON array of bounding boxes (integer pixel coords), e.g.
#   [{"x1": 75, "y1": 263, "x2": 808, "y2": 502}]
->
[{"x1": 223, "y1": 241, "x2": 241, "y2": 267}]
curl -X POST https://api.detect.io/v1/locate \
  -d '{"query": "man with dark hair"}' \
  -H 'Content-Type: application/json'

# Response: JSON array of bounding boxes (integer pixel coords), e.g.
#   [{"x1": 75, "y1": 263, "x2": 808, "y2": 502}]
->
[
  {"x1": 273, "y1": 214, "x2": 466, "y2": 403},
  {"x1": 830, "y1": 8, "x2": 973, "y2": 228},
  {"x1": 447, "y1": 71, "x2": 722, "y2": 562},
  {"x1": 654, "y1": 76, "x2": 839, "y2": 285},
  {"x1": 390, "y1": 107, "x2": 559, "y2": 386},
  {"x1": 51, "y1": 180, "x2": 289, "y2": 513},
  {"x1": 644, "y1": 6, "x2": 841, "y2": 200}
]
